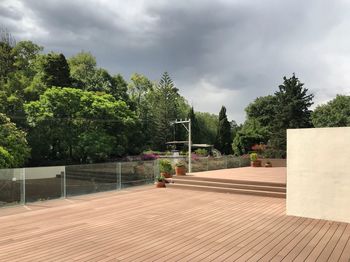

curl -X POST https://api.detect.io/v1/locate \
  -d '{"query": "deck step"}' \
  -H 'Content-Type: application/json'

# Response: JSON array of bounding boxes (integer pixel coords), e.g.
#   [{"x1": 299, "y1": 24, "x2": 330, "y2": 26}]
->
[
  {"x1": 168, "y1": 175, "x2": 286, "y2": 198},
  {"x1": 167, "y1": 183, "x2": 286, "y2": 198},
  {"x1": 170, "y1": 179, "x2": 286, "y2": 193},
  {"x1": 172, "y1": 175, "x2": 286, "y2": 187}
]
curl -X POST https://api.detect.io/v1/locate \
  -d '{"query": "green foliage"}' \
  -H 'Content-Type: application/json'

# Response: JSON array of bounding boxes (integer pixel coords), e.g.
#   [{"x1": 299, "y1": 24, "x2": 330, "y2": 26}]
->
[
  {"x1": 150, "y1": 72, "x2": 188, "y2": 150},
  {"x1": 188, "y1": 107, "x2": 200, "y2": 143},
  {"x1": 25, "y1": 88, "x2": 137, "y2": 164},
  {"x1": 250, "y1": 153, "x2": 258, "y2": 161},
  {"x1": 215, "y1": 106, "x2": 232, "y2": 154},
  {"x1": 175, "y1": 160, "x2": 186, "y2": 167},
  {"x1": 159, "y1": 159, "x2": 172, "y2": 173},
  {"x1": 312, "y1": 95, "x2": 350, "y2": 127},
  {"x1": 37, "y1": 53, "x2": 71, "y2": 87},
  {"x1": 232, "y1": 118, "x2": 269, "y2": 155},
  {"x1": 194, "y1": 148, "x2": 208, "y2": 156},
  {"x1": 0, "y1": 113, "x2": 30, "y2": 168},
  {"x1": 269, "y1": 74, "x2": 314, "y2": 154},
  {"x1": 245, "y1": 95, "x2": 277, "y2": 132},
  {"x1": 196, "y1": 112, "x2": 218, "y2": 144}
]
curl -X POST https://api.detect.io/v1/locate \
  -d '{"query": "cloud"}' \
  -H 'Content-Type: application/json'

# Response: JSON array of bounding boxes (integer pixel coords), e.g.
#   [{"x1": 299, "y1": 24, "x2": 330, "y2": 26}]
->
[{"x1": 1, "y1": 0, "x2": 350, "y2": 122}]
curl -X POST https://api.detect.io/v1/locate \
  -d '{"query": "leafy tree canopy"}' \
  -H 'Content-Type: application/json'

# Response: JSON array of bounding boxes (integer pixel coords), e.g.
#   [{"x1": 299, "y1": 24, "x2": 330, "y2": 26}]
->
[
  {"x1": 0, "y1": 113, "x2": 30, "y2": 168},
  {"x1": 312, "y1": 95, "x2": 350, "y2": 127}
]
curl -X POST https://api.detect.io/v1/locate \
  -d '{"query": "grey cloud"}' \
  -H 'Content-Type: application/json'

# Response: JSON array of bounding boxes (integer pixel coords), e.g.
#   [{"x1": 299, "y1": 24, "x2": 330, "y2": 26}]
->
[{"x1": 1, "y1": 0, "x2": 350, "y2": 123}]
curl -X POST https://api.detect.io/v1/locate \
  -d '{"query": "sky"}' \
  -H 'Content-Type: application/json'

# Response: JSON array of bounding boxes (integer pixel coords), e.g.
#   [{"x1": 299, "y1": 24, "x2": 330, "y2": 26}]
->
[{"x1": 1, "y1": 0, "x2": 350, "y2": 123}]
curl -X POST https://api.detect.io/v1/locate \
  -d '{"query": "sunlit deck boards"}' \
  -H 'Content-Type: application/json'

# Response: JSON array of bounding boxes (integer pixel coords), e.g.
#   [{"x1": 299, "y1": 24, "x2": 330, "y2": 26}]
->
[
  {"x1": 191, "y1": 166, "x2": 287, "y2": 185},
  {"x1": 0, "y1": 186, "x2": 349, "y2": 261}
]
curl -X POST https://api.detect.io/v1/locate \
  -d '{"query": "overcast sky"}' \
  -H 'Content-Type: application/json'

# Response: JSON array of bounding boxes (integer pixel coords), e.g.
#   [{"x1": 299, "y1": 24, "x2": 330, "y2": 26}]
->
[{"x1": 1, "y1": 0, "x2": 350, "y2": 123}]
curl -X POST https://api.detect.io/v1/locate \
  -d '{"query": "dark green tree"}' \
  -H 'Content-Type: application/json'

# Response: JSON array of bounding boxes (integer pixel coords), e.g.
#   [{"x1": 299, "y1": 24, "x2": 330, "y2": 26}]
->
[
  {"x1": 40, "y1": 53, "x2": 71, "y2": 87},
  {"x1": 188, "y1": 107, "x2": 200, "y2": 143},
  {"x1": 215, "y1": 106, "x2": 232, "y2": 154},
  {"x1": 312, "y1": 95, "x2": 350, "y2": 127},
  {"x1": 270, "y1": 74, "x2": 314, "y2": 155},
  {"x1": 196, "y1": 112, "x2": 218, "y2": 145}
]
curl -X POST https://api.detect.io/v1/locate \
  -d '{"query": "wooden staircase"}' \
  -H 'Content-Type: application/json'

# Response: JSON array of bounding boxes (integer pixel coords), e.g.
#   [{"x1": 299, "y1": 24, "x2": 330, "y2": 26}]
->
[{"x1": 167, "y1": 175, "x2": 286, "y2": 198}]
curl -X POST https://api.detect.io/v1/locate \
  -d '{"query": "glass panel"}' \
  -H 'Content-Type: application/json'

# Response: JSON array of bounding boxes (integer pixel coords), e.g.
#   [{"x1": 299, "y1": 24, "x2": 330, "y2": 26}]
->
[
  {"x1": 0, "y1": 168, "x2": 23, "y2": 207},
  {"x1": 121, "y1": 161, "x2": 155, "y2": 188},
  {"x1": 66, "y1": 162, "x2": 118, "y2": 196},
  {"x1": 188, "y1": 157, "x2": 208, "y2": 172},
  {"x1": 239, "y1": 156, "x2": 251, "y2": 167},
  {"x1": 208, "y1": 157, "x2": 227, "y2": 170},
  {"x1": 227, "y1": 156, "x2": 241, "y2": 168},
  {"x1": 24, "y1": 166, "x2": 65, "y2": 203}
]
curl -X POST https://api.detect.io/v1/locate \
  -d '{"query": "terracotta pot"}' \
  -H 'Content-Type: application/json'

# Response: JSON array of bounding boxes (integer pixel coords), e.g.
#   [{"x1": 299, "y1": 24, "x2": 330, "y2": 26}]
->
[
  {"x1": 251, "y1": 160, "x2": 262, "y2": 167},
  {"x1": 156, "y1": 181, "x2": 166, "y2": 188},
  {"x1": 161, "y1": 172, "x2": 172, "y2": 178},
  {"x1": 175, "y1": 166, "x2": 186, "y2": 176}
]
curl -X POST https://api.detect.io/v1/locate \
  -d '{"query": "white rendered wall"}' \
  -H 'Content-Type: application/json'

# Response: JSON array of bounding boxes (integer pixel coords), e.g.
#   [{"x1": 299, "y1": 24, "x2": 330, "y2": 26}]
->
[{"x1": 287, "y1": 127, "x2": 350, "y2": 223}]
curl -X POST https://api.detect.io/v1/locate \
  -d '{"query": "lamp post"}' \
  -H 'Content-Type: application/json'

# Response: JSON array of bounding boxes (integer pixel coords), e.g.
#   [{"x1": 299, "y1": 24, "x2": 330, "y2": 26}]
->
[{"x1": 170, "y1": 119, "x2": 192, "y2": 173}]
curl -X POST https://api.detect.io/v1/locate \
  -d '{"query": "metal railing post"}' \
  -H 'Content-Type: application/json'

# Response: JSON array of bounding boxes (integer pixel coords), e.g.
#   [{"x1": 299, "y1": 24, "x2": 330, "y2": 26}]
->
[
  {"x1": 21, "y1": 168, "x2": 26, "y2": 205},
  {"x1": 117, "y1": 163, "x2": 122, "y2": 190},
  {"x1": 63, "y1": 166, "x2": 66, "y2": 198}
]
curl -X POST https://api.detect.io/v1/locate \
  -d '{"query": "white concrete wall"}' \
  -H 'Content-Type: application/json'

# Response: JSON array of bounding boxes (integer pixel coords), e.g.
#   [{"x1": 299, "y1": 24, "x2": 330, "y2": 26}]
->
[{"x1": 287, "y1": 127, "x2": 350, "y2": 223}]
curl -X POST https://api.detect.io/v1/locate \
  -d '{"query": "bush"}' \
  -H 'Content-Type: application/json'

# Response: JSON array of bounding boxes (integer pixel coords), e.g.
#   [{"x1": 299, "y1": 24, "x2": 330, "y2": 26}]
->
[
  {"x1": 250, "y1": 153, "x2": 258, "y2": 161},
  {"x1": 194, "y1": 148, "x2": 208, "y2": 156},
  {"x1": 159, "y1": 159, "x2": 172, "y2": 173}
]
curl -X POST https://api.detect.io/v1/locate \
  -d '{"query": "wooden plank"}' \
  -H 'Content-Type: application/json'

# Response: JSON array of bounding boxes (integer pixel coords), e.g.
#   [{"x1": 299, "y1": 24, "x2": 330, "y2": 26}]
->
[{"x1": 0, "y1": 184, "x2": 349, "y2": 262}]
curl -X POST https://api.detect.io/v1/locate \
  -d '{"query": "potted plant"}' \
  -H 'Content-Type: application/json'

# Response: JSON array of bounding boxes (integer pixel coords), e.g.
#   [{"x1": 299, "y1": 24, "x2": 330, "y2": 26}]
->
[
  {"x1": 159, "y1": 159, "x2": 173, "y2": 178},
  {"x1": 175, "y1": 160, "x2": 187, "y2": 176},
  {"x1": 155, "y1": 174, "x2": 166, "y2": 188},
  {"x1": 265, "y1": 161, "x2": 272, "y2": 168},
  {"x1": 250, "y1": 153, "x2": 262, "y2": 167}
]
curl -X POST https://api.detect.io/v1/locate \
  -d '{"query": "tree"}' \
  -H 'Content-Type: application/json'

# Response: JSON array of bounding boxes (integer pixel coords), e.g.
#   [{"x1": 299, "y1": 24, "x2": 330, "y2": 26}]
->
[
  {"x1": 196, "y1": 112, "x2": 218, "y2": 145},
  {"x1": 0, "y1": 29, "x2": 16, "y2": 79},
  {"x1": 25, "y1": 88, "x2": 137, "y2": 164},
  {"x1": 245, "y1": 95, "x2": 277, "y2": 131},
  {"x1": 111, "y1": 74, "x2": 130, "y2": 103},
  {"x1": 188, "y1": 107, "x2": 200, "y2": 143},
  {"x1": 232, "y1": 118, "x2": 269, "y2": 155},
  {"x1": 128, "y1": 73, "x2": 153, "y2": 109},
  {"x1": 0, "y1": 113, "x2": 30, "y2": 168},
  {"x1": 68, "y1": 51, "x2": 96, "y2": 89},
  {"x1": 12, "y1": 41, "x2": 43, "y2": 78},
  {"x1": 312, "y1": 95, "x2": 350, "y2": 127},
  {"x1": 269, "y1": 74, "x2": 314, "y2": 155},
  {"x1": 38, "y1": 53, "x2": 71, "y2": 87},
  {"x1": 150, "y1": 72, "x2": 188, "y2": 150},
  {"x1": 215, "y1": 106, "x2": 232, "y2": 154}
]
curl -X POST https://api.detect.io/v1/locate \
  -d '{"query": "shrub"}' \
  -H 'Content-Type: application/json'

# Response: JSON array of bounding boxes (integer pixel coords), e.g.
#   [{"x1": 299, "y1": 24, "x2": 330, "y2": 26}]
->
[
  {"x1": 250, "y1": 153, "x2": 258, "y2": 161},
  {"x1": 159, "y1": 159, "x2": 172, "y2": 173},
  {"x1": 175, "y1": 160, "x2": 186, "y2": 168},
  {"x1": 194, "y1": 148, "x2": 208, "y2": 156}
]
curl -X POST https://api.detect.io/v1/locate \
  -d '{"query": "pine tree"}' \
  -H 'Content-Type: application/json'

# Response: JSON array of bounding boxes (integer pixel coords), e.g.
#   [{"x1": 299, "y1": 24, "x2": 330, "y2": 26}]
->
[
  {"x1": 269, "y1": 74, "x2": 314, "y2": 155},
  {"x1": 215, "y1": 106, "x2": 232, "y2": 154},
  {"x1": 152, "y1": 72, "x2": 181, "y2": 150}
]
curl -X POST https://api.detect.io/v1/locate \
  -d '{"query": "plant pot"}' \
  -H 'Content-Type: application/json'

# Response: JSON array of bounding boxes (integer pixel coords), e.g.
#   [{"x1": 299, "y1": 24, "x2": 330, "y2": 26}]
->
[
  {"x1": 265, "y1": 163, "x2": 272, "y2": 168},
  {"x1": 251, "y1": 160, "x2": 262, "y2": 167},
  {"x1": 175, "y1": 166, "x2": 186, "y2": 176},
  {"x1": 161, "y1": 172, "x2": 172, "y2": 178},
  {"x1": 156, "y1": 181, "x2": 166, "y2": 188}
]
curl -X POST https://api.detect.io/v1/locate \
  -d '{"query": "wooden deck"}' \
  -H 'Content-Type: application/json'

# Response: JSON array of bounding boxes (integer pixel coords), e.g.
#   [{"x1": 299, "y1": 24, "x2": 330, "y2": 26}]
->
[
  {"x1": 0, "y1": 185, "x2": 349, "y2": 261},
  {"x1": 191, "y1": 166, "x2": 287, "y2": 184}
]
